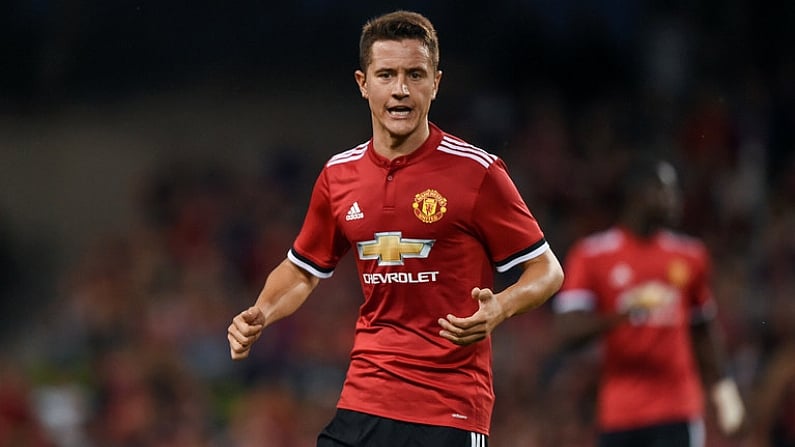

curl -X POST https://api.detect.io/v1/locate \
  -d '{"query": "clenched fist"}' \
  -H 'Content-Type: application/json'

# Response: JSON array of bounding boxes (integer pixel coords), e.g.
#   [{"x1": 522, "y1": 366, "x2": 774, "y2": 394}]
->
[{"x1": 228, "y1": 306, "x2": 266, "y2": 360}]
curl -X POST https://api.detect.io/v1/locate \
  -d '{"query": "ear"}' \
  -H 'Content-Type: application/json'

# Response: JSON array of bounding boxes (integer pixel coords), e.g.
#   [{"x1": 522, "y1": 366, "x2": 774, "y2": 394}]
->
[
  {"x1": 354, "y1": 70, "x2": 368, "y2": 99},
  {"x1": 431, "y1": 70, "x2": 443, "y2": 100}
]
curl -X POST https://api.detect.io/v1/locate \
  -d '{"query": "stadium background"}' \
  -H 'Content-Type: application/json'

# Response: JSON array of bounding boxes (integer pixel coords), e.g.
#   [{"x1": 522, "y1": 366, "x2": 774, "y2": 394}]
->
[{"x1": 1, "y1": 1, "x2": 793, "y2": 445}]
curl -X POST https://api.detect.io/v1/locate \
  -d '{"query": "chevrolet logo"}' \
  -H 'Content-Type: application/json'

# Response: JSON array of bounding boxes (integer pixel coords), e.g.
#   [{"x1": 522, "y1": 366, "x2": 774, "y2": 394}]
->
[{"x1": 357, "y1": 232, "x2": 434, "y2": 266}]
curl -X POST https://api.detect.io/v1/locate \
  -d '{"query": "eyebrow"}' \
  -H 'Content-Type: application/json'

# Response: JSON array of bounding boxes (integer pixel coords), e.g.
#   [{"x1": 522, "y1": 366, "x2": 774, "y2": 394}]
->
[{"x1": 372, "y1": 65, "x2": 429, "y2": 74}]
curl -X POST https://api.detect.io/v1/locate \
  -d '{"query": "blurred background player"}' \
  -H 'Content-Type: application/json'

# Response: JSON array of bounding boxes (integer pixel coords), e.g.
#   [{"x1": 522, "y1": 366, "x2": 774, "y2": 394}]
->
[
  {"x1": 553, "y1": 156, "x2": 745, "y2": 447},
  {"x1": 227, "y1": 10, "x2": 563, "y2": 447}
]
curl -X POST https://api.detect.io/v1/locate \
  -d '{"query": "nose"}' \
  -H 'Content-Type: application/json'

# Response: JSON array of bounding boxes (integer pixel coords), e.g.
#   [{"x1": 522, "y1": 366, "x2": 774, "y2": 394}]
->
[{"x1": 392, "y1": 76, "x2": 410, "y2": 97}]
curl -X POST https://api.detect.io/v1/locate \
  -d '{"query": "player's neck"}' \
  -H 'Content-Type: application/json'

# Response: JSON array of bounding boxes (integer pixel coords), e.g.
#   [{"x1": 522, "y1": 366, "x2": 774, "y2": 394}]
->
[
  {"x1": 371, "y1": 123, "x2": 430, "y2": 161},
  {"x1": 621, "y1": 216, "x2": 660, "y2": 240}
]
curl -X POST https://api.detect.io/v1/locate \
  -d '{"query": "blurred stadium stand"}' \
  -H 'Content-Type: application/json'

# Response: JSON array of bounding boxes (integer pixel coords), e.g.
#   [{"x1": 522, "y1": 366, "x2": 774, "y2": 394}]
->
[{"x1": 1, "y1": 1, "x2": 794, "y2": 446}]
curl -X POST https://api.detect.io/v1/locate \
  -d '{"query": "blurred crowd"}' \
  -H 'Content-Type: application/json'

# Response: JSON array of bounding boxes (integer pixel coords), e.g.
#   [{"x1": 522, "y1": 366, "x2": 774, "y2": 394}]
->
[
  {"x1": 2, "y1": 2, "x2": 794, "y2": 447},
  {"x1": 2, "y1": 84, "x2": 792, "y2": 447}
]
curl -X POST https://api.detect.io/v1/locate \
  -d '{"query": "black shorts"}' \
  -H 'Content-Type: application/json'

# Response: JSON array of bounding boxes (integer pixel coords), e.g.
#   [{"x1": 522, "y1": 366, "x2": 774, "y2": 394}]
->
[
  {"x1": 598, "y1": 419, "x2": 704, "y2": 447},
  {"x1": 317, "y1": 408, "x2": 488, "y2": 447}
]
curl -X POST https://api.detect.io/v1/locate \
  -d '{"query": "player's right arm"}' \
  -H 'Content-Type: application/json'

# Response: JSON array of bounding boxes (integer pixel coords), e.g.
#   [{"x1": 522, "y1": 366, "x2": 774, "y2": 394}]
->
[
  {"x1": 227, "y1": 258, "x2": 320, "y2": 360},
  {"x1": 555, "y1": 289, "x2": 668, "y2": 349},
  {"x1": 552, "y1": 238, "x2": 631, "y2": 350},
  {"x1": 555, "y1": 309, "x2": 627, "y2": 350}
]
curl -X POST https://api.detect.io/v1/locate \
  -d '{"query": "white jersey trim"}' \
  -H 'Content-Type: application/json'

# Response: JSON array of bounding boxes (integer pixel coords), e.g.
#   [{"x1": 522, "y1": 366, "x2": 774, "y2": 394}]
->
[
  {"x1": 437, "y1": 136, "x2": 497, "y2": 169},
  {"x1": 553, "y1": 289, "x2": 597, "y2": 313},
  {"x1": 689, "y1": 418, "x2": 706, "y2": 447},
  {"x1": 287, "y1": 249, "x2": 334, "y2": 279},
  {"x1": 580, "y1": 228, "x2": 624, "y2": 255},
  {"x1": 326, "y1": 141, "x2": 369, "y2": 167},
  {"x1": 495, "y1": 241, "x2": 549, "y2": 273}
]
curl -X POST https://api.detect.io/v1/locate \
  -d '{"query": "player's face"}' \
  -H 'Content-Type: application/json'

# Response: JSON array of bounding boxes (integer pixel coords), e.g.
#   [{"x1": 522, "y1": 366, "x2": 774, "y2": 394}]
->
[
  {"x1": 355, "y1": 39, "x2": 442, "y2": 143},
  {"x1": 651, "y1": 162, "x2": 683, "y2": 226}
]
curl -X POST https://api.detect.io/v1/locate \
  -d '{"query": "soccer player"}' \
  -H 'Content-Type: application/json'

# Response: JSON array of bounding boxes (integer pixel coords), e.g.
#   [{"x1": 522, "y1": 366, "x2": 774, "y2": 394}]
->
[
  {"x1": 226, "y1": 10, "x2": 564, "y2": 447},
  {"x1": 553, "y1": 157, "x2": 745, "y2": 446}
]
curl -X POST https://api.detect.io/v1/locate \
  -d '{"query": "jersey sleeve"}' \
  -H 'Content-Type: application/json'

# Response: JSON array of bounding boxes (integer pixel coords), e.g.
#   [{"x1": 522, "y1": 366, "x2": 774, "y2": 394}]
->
[
  {"x1": 288, "y1": 168, "x2": 351, "y2": 278},
  {"x1": 553, "y1": 243, "x2": 598, "y2": 314},
  {"x1": 473, "y1": 158, "x2": 548, "y2": 273}
]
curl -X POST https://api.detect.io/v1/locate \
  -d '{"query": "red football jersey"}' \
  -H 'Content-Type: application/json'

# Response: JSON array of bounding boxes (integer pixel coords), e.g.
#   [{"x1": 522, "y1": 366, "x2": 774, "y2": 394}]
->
[
  {"x1": 554, "y1": 227, "x2": 716, "y2": 431},
  {"x1": 288, "y1": 123, "x2": 548, "y2": 434}
]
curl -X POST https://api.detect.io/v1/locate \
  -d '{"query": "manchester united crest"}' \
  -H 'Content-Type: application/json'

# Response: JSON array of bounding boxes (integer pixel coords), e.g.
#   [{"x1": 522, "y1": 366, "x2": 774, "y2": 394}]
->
[
  {"x1": 667, "y1": 259, "x2": 690, "y2": 288},
  {"x1": 412, "y1": 189, "x2": 447, "y2": 223}
]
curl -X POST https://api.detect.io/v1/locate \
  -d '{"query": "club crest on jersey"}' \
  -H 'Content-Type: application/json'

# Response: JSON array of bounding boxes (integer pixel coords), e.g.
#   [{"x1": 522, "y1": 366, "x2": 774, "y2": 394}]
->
[
  {"x1": 412, "y1": 189, "x2": 447, "y2": 223},
  {"x1": 667, "y1": 259, "x2": 690, "y2": 288}
]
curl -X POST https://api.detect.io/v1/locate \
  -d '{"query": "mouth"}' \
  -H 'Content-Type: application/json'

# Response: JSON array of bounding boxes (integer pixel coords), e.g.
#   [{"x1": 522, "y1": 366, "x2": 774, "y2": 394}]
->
[{"x1": 387, "y1": 105, "x2": 413, "y2": 118}]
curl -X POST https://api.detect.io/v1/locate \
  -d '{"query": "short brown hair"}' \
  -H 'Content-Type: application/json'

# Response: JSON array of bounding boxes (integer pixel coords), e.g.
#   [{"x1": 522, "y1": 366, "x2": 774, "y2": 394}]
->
[{"x1": 359, "y1": 10, "x2": 440, "y2": 71}]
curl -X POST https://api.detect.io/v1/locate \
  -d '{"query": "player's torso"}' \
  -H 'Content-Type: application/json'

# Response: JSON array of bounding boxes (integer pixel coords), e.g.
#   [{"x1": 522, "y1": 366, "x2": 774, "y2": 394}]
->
[
  {"x1": 574, "y1": 229, "x2": 708, "y2": 381},
  {"x1": 326, "y1": 136, "x2": 498, "y2": 434},
  {"x1": 586, "y1": 229, "x2": 701, "y2": 329},
  {"x1": 325, "y1": 145, "x2": 492, "y2": 312},
  {"x1": 331, "y1": 157, "x2": 468, "y2": 245},
  {"x1": 583, "y1": 229, "x2": 707, "y2": 428}
]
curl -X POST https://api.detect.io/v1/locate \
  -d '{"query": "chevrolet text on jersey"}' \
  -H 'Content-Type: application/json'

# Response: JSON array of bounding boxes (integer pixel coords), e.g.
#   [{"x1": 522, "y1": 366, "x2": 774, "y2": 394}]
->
[
  {"x1": 357, "y1": 232, "x2": 438, "y2": 284},
  {"x1": 362, "y1": 271, "x2": 440, "y2": 284}
]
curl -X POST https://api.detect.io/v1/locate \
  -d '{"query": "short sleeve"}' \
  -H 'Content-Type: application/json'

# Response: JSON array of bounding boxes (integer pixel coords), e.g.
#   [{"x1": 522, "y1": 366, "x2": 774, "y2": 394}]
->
[
  {"x1": 472, "y1": 159, "x2": 548, "y2": 272},
  {"x1": 553, "y1": 244, "x2": 597, "y2": 314},
  {"x1": 288, "y1": 169, "x2": 351, "y2": 278}
]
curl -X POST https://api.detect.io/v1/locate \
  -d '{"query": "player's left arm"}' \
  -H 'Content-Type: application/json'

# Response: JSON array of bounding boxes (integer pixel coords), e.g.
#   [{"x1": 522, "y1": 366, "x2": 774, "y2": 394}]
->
[
  {"x1": 438, "y1": 248, "x2": 564, "y2": 345},
  {"x1": 690, "y1": 247, "x2": 746, "y2": 436},
  {"x1": 692, "y1": 317, "x2": 747, "y2": 436}
]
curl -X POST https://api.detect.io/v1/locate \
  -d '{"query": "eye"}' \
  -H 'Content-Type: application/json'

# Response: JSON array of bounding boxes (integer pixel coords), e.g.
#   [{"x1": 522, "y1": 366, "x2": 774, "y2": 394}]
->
[{"x1": 409, "y1": 70, "x2": 424, "y2": 80}]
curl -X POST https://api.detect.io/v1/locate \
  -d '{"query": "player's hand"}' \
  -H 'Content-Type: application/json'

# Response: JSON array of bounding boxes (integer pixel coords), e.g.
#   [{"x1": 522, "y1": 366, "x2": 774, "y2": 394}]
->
[
  {"x1": 711, "y1": 378, "x2": 746, "y2": 436},
  {"x1": 228, "y1": 306, "x2": 266, "y2": 360},
  {"x1": 438, "y1": 287, "x2": 507, "y2": 346}
]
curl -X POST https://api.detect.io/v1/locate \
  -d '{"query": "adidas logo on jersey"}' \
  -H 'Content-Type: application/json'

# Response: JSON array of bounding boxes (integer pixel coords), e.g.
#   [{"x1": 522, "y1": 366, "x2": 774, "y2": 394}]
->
[{"x1": 346, "y1": 202, "x2": 364, "y2": 221}]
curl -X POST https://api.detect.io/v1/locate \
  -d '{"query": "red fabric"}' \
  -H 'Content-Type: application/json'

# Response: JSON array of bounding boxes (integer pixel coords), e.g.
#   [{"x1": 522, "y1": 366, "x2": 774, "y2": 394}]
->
[
  {"x1": 557, "y1": 227, "x2": 713, "y2": 430},
  {"x1": 290, "y1": 123, "x2": 546, "y2": 434}
]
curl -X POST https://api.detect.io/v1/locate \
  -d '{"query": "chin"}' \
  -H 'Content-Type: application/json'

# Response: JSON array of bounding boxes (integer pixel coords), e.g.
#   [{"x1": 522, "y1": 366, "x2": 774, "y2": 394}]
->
[{"x1": 385, "y1": 122, "x2": 420, "y2": 137}]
